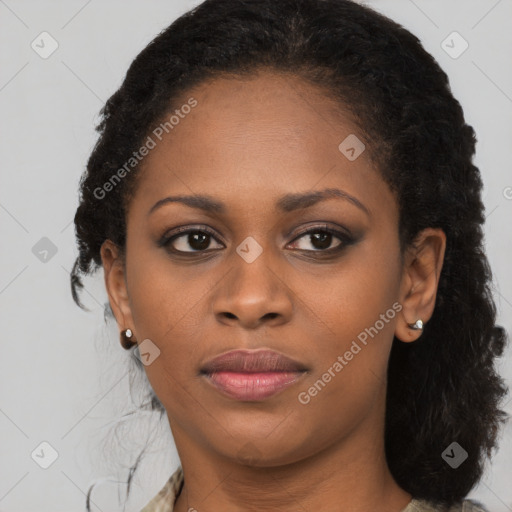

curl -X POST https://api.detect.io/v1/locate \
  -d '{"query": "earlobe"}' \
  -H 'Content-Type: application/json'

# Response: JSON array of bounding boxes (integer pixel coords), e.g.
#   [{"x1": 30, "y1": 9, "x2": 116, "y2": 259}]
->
[
  {"x1": 395, "y1": 228, "x2": 446, "y2": 343},
  {"x1": 100, "y1": 239, "x2": 135, "y2": 336}
]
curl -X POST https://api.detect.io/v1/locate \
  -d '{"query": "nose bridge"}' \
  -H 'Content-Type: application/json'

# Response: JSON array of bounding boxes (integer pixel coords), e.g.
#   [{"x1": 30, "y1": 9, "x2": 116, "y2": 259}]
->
[
  {"x1": 212, "y1": 234, "x2": 292, "y2": 326},
  {"x1": 235, "y1": 237, "x2": 275, "y2": 294},
  {"x1": 231, "y1": 234, "x2": 279, "y2": 302}
]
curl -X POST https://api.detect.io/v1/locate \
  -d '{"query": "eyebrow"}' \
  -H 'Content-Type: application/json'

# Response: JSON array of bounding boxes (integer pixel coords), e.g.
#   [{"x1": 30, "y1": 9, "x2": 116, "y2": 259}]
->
[{"x1": 147, "y1": 187, "x2": 370, "y2": 217}]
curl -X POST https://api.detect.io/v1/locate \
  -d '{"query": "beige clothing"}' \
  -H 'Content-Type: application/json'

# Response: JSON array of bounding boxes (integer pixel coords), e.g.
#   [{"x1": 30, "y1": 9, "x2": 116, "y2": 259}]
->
[{"x1": 140, "y1": 466, "x2": 490, "y2": 512}]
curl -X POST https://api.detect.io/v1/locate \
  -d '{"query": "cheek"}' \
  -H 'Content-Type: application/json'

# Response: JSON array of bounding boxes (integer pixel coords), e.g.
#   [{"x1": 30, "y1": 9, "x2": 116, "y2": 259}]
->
[
  {"x1": 128, "y1": 273, "x2": 201, "y2": 417},
  {"x1": 124, "y1": 249, "x2": 200, "y2": 380},
  {"x1": 126, "y1": 242, "x2": 198, "y2": 337},
  {"x1": 299, "y1": 248, "x2": 401, "y2": 393},
  {"x1": 294, "y1": 284, "x2": 396, "y2": 439},
  {"x1": 307, "y1": 247, "x2": 401, "y2": 343}
]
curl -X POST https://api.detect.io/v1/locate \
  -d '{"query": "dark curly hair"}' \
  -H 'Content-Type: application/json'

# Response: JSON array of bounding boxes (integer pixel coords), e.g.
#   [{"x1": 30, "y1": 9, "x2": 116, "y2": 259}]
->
[{"x1": 71, "y1": 0, "x2": 510, "y2": 509}]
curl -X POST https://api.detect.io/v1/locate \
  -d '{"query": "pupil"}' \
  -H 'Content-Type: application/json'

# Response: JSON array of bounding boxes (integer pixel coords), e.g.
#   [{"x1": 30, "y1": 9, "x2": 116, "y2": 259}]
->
[
  {"x1": 312, "y1": 232, "x2": 331, "y2": 249},
  {"x1": 190, "y1": 233, "x2": 210, "y2": 250}
]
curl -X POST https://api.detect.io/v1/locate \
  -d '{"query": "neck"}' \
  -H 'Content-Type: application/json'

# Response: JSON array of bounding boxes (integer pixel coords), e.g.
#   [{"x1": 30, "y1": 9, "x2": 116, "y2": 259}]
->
[{"x1": 170, "y1": 406, "x2": 412, "y2": 512}]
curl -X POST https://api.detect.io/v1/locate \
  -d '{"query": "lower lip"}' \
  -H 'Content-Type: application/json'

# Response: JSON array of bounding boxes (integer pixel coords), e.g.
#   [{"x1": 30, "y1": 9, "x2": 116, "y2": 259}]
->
[{"x1": 204, "y1": 371, "x2": 305, "y2": 401}]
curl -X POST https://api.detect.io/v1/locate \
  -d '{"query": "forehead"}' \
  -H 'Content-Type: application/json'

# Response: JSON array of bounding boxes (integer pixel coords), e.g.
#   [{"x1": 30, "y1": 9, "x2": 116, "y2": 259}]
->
[{"x1": 128, "y1": 70, "x2": 394, "y2": 221}]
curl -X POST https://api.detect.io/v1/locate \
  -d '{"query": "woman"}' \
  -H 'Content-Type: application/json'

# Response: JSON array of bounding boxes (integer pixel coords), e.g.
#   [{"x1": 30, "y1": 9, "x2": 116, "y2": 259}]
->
[{"x1": 71, "y1": 0, "x2": 509, "y2": 510}]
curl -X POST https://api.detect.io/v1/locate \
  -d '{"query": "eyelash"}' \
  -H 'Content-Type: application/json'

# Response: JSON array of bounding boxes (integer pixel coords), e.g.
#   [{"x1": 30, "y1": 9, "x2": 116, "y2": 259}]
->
[{"x1": 158, "y1": 224, "x2": 354, "y2": 257}]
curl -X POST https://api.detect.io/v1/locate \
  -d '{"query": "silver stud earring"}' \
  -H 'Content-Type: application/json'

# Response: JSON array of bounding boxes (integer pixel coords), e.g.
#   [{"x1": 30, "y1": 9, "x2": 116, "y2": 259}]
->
[
  {"x1": 407, "y1": 319, "x2": 423, "y2": 330},
  {"x1": 125, "y1": 328, "x2": 133, "y2": 338}
]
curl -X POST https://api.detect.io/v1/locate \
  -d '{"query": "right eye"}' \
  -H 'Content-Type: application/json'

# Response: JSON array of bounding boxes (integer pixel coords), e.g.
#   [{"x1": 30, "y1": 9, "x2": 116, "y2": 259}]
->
[{"x1": 160, "y1": 226, "x2": 224, "y2": 254}]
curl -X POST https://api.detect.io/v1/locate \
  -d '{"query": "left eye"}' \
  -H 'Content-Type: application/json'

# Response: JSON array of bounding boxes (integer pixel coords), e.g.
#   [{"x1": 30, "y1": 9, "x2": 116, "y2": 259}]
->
[{"x1": 288, "y1": 228, "x2": 345, "y2": 251}]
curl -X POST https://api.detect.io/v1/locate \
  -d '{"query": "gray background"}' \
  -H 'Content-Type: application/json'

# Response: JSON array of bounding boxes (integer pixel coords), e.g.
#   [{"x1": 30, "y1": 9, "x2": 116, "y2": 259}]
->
[{"x1": 0, "y1": 0, "x2": 511, "y2": 510}]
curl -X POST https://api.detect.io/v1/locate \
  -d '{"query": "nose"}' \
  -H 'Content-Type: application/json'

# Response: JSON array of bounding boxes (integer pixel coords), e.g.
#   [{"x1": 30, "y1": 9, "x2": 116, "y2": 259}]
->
[{"x1": 212, "y1": 253, "x2": 293, "y2": 329}]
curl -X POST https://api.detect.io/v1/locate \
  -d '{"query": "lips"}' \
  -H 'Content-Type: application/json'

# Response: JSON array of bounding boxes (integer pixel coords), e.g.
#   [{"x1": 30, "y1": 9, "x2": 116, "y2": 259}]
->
[
  {"x1": 201, "y1": 349, "x2": 307, "y2": 373},
  {"x1": 200, "y1": 349, "x2": 308, "y2": 401}
]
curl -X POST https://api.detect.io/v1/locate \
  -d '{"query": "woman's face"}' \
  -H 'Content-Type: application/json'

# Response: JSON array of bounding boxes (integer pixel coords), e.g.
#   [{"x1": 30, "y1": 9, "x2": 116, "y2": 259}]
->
[{"x1": 102, "y1": 70, "x2": 443, "y2": 467}]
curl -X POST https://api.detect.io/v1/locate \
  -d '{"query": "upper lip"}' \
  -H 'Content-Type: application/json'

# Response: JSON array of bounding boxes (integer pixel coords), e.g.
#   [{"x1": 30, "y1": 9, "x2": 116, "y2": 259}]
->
[{"x1": 200, "y1": 349, "x2": 308, "y2": 373}]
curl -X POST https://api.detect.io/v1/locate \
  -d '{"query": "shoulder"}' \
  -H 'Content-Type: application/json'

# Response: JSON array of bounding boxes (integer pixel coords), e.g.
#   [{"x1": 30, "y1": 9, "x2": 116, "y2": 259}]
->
[
  {"x1": 140, "y1": 466, "x2": 184, "y2": 512},
  {"x1": 457, "y1": 499, "x2": 491, "y2": 512},
  {"x1": 405, "y1": 498, "x2": 491, "y2": 512}
]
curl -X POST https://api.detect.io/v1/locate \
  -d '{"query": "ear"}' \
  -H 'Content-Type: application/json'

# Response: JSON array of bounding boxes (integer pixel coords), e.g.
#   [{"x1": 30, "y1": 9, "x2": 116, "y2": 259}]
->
[
  {"x1": 395, "y1": 227, "x2": 446, "y2": 343},
  {"x1": 100, "y1": 239, "x2": 135, "y2": 337}
]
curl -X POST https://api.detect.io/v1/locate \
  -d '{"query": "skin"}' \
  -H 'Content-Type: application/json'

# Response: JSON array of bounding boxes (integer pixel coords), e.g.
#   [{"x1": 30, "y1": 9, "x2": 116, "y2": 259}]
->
[{"x1": 101, "y1": 70, "x2": 446, "y2": 512}]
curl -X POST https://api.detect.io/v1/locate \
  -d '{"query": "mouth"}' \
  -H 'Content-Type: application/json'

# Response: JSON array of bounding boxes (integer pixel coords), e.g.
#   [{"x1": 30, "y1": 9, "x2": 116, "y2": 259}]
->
[{"x1": 199, "y1": 349, "x2": 308, "y2": 401}]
